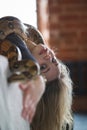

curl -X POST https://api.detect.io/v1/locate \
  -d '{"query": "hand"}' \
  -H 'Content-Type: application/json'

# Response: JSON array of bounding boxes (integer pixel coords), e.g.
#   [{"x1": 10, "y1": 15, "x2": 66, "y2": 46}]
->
[{"x1": 19, "y1": 75, "x2": 45, "y2": 123}]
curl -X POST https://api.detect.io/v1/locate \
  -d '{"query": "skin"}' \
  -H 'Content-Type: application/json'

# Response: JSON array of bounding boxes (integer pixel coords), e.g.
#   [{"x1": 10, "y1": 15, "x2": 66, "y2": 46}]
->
[
  {"x1": 32, "y1": 44, "x2": 61, "y2": 81},
  {"x1": 19, "y1": 44, "x2": 61, "y2": 123},
  {"x1": 19, "y1": 75, "x2": 45, "y2": 123}
]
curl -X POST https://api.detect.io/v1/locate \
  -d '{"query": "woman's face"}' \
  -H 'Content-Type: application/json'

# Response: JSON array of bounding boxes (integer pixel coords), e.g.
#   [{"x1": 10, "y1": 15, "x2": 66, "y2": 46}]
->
[{"x1": 32, "y1": 44, "x2": 61, "y2": 82}]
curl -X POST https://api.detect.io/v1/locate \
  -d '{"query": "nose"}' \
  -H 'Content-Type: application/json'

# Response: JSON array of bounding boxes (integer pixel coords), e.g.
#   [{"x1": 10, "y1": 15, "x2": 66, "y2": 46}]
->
[{"x1": 39, "y1": 47, "x2": 48, "y2": 55}]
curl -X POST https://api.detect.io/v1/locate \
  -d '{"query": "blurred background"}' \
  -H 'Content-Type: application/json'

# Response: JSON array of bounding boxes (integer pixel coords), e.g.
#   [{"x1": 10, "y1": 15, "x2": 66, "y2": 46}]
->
[
  {"x1": 0, "y1": 0, "x2": 87, "y2": 129},
  {"x1": 37, "y1": 1, "x2": 87, "y2": 129},
  {"x1": 0, "y1": 0, "x2": 37, "y2": 27},
  {"x1": 37, "y1": 0, "x2": 87, "y2": 107}
]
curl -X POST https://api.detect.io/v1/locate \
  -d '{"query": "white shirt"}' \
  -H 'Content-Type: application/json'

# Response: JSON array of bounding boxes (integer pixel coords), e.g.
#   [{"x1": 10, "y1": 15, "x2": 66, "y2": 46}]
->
[{"x1": 0, "y1": 55, "x2": 30, "y2": 130}]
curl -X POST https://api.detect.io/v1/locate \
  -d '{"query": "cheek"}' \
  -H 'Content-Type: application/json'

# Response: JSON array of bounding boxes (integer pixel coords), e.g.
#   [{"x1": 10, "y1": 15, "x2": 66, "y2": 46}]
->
[
  {"x1": 45, "y1": 65, "x2": 59, "y2": 82},
  {"x1": 34, "y1": 56, "x2": 43, "y2": 65}
]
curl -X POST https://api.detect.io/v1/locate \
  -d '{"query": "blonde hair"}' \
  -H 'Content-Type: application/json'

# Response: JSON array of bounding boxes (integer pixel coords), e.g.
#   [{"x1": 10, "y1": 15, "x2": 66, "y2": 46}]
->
[
  {"x1": 24, "y1": 23, "x2": 73, "y2": 130},
  {"x1": 30, "y1": 60, "x2": 73, "y2": 130}
]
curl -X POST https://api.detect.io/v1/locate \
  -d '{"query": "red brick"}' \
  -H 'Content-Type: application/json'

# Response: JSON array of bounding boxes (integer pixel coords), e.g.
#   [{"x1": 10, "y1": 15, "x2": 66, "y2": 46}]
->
[
  {"x1": 37, "y1": 0, "x2": 87, "y2": 61},
  {"x1": 59, "y1": 23, "x2": 87, "y2": 30},
  {"x1": 37, "y1": 0, "x2": 87, "y2": 112},
  {"x1": 59, "y1": 14, "x2": 87, "y2": 22},
  {"x1": 49, "y1": 0, "x2": 87, "y2": 5},
  {"x1": 64, "y1": 5, "x2": 87, "y2": 13}
]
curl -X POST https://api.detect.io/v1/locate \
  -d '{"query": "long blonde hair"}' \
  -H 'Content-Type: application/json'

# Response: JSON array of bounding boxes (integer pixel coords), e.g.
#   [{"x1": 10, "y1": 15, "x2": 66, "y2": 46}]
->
[
  {"x1": 30, "y1": 60, "x2": 73, "y2": 130},
  {"x1": 24, "y1": 22, "x2": 73, "y2": 130}
]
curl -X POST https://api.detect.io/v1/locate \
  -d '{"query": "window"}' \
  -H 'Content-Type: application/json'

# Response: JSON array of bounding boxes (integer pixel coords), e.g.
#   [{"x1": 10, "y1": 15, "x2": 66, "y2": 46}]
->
[{"x1": 0, "y1": 0, "x2": 37, "y2": 27}]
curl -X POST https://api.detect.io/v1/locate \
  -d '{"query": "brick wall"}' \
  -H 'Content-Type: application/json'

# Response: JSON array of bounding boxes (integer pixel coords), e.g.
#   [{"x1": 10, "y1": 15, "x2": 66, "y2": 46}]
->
[
  {"x1": 49, "y1": 0, "x2": 87, "y2": 61},
  {"x1": 37, "y1": 0, "x2": 87, "y2": 61},
  {"x1": 37, "y1": 0, "x2": 87, "y2": 111}
]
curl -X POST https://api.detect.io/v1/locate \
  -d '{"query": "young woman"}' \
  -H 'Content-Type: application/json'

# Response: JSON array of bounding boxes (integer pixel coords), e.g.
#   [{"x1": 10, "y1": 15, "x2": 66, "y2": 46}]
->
[
  {"x1": 20, "y1": 22, "x2": 73, "y2": 130},
  {"x1": 30, "y1": 44, "x2": 73, "y2": 130},
  {"x1": 20, "y1": 42, "x2": 73, "y2": 130},
  {"x1": 0, "y1": 16, "x2": 73, "y2": 130},
  {"x1": 13, "y1": 30, "x2": 73, "y2": 130}
]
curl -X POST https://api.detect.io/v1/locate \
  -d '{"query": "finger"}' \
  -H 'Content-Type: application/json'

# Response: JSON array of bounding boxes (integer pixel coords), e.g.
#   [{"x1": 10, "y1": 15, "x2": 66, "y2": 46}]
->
[
  {"x1": 19, "y1": 83, "x2": 28, "y2": 90},
  {"x1": 29, "y1": 106, "x2": 36, "y2": 123},
  {"x1": 26, "y1": 103, "x2": 36, "y2": 123},
  {"x1": 22, "y1": 101, "x2": 35, "y2": 122},
  {"x1": 22, "y1": 99, "x2": 32, "y2": 120},
  {"x1": 24, "y1": 95, "x2": 32, "y2": 108}
]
